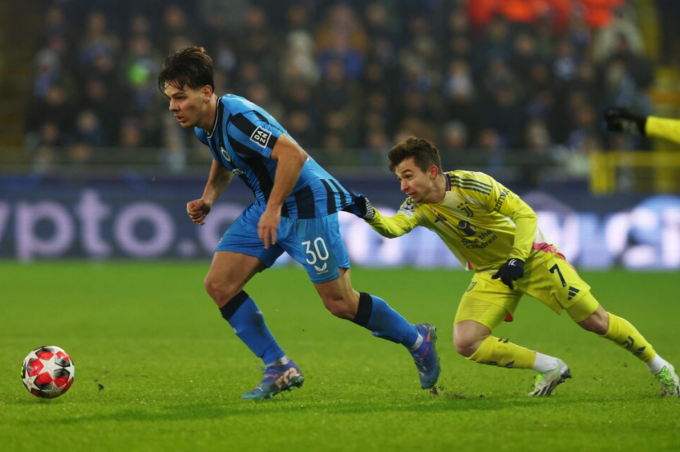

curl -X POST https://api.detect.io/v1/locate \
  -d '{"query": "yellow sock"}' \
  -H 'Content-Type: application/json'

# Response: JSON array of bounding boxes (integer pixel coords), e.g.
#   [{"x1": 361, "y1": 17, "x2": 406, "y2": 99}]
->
[
  {"x1": 468, "y1": 336, "x2": 536, "y2": 369},
  {"x1": 603, "y1": 313, "x2": 656, "y2": 363}
]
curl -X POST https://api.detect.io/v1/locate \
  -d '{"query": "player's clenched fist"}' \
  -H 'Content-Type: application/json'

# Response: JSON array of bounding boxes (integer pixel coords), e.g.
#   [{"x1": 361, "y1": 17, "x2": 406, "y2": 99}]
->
[{"x1": 187, "y1": 199, "x2": 212, "y2": 225}]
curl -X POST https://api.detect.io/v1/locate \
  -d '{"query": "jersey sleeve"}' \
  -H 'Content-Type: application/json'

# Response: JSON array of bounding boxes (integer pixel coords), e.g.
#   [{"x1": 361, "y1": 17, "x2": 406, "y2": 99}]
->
[
  {"x1": 646, "y1": 116, "x2": 680, "y2": 145},
  {"x1": 366, "y1": 198, "x2": 421, "y2": 238},
  {"x1": 226, "y1": 111, "x2": 284, "y2": 159},
  {"x1": 454, "y1": 172, "x2": 537, "y2": 261}
]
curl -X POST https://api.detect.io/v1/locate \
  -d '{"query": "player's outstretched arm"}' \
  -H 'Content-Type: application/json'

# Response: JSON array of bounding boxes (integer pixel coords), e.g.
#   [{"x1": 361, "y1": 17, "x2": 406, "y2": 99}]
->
[
  {"x1": 188, "y1": 160, "x2": 233, "y2": 225},
  {"x1": 604, "y1": 107, "x2": 680, "y2": 144},
  {"x1": 344, "y1": 195, "x2": 418, "y2": 238}
]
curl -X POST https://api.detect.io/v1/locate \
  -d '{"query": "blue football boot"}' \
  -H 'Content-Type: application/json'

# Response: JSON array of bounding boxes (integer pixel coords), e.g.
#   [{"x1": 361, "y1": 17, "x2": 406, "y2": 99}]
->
[
  {"x1": 411, "y1": 323, "x2": 441, "y2": 389},
  {"x1": 241, "y1": 360, "x2": 305, "y2": 400}
]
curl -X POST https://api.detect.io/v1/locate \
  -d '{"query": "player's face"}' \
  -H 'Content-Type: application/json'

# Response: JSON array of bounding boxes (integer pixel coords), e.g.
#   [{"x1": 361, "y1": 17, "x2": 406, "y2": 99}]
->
[
  {"x1": 164, "y1": 83, "x2": 210, "y2": 128},
  {"x1": 395, "y1": 157, "x2": 438, "y2": 203}
]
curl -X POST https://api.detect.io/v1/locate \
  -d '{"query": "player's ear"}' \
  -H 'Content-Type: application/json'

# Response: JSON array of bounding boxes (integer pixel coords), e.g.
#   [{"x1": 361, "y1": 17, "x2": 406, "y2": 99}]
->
[
  {"x1": 202, "y1": 85, "x2": 213, "y2": 103},
  {"x1": 429, "y1": 165, "x2": 439, "y2": 179}
]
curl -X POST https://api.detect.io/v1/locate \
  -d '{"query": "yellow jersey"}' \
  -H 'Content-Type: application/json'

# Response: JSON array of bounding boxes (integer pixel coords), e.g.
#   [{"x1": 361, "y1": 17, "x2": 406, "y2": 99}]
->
[{"x1": 367, "y1": 170, "x2": 554, "y2": 272}]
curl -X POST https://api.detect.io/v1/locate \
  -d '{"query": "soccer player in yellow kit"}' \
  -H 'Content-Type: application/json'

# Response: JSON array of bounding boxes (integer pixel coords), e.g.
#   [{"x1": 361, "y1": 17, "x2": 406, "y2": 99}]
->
[
  {"x1": 344, "y1": 137, "x2": 680, "y2": 397},
  {"x1": 604, "y1": 107, "x2": 680, "y2": 144}
]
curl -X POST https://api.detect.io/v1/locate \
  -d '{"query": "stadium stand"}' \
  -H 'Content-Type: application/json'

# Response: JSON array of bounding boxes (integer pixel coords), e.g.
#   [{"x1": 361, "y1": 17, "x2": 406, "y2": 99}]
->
[{"x1": 3, "y1": 0, "x2": 675, "y2": 189}]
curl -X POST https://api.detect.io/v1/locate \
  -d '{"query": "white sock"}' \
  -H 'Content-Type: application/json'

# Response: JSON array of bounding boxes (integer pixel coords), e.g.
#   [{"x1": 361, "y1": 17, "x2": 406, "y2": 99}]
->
[
  {"x1": 532, "y1": 352, "x2": 559, "y2": 373},
  {"x1": 268, "y1": 355, "x2": 290, "y2": 366},
  {"x1": 647, "y1": 354, "x2": 668, "y2": 374},
  {"x1": 410, "y1": 333, "x2": 424, "y2": 351}
]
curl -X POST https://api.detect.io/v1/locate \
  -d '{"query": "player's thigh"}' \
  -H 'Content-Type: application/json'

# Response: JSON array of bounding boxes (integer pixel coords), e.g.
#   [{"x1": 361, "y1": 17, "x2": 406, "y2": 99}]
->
[
  {"x1": 279, "y1": 213, "x2": 350, "y2": 284},
  {"x1": 455, "y1": 272, "x2": 520, "y2": 331},
  {"x1": 313, "y1": 267, "x2": 355, "y2": 301},
  {"x1": 205, "y1": 251, "x2": 266, "y2": 291},
  {"x1": 215, "y1": 202, "x2": 285, "y2": 268},
  {"x1": 522, "y1": 252, "x2": 592, "y2": 313}
]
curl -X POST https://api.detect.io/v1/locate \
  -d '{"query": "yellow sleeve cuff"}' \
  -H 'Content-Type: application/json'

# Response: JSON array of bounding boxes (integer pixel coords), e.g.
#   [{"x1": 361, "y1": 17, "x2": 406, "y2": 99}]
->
[{"x1": 646, "y1": 116, "x2": 680, "y2": 145}]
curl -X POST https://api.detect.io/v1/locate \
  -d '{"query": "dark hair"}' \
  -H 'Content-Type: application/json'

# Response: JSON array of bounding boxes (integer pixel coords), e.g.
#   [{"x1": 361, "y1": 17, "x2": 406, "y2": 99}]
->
[
  {"x1": 157, "y1": 46, "x2": 215, "y2": 93},
  {"x1": 388, "y1": 137, "x2": 442, "y2": 173}
]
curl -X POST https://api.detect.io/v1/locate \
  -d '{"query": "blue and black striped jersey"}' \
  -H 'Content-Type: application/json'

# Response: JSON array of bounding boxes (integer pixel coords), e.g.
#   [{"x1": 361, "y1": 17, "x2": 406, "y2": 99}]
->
[{"x1": 195, "y1": 95, "x2": 354, "y2": 219}]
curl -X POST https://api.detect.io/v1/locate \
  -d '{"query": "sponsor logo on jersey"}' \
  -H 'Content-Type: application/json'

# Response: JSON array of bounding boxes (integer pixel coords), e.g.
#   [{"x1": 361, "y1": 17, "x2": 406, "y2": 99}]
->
[
  {"x1": 461, "y1": 229, "x2": 498, "y2": 249},
  {"x1": 250, "y1": 127, "x2": 272, "y2": 148},
  {"x1": 457, "y1": 220, "x2": 477, "y2": 237},
  {"x1": 493, "y1": 189, "x2": 508, "y2": 212}
]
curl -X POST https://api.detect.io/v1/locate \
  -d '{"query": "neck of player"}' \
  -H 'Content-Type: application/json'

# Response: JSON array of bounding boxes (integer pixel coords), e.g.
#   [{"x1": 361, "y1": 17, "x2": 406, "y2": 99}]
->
[
  {"x1": 199, "y1": 95, "x2": 218, "y2": 132},
  {"x1": 428, "y1": 174, "x2": 447, "y2": 204}
]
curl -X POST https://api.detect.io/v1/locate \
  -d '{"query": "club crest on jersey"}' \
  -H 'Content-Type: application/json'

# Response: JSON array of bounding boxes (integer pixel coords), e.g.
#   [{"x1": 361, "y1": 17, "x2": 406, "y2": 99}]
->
[
  {"x1": 221, "y1": 146, "x2": 243, "y2": 176},
  {"x1": 250, "y1": 127, "x2": 272, "y2": 148},
  {"x1": 220, "y1": 146, "x2": 233, "y2": 163},
  {"x1": 457, "y1": 202, "x2": 473, "y2": 217}
]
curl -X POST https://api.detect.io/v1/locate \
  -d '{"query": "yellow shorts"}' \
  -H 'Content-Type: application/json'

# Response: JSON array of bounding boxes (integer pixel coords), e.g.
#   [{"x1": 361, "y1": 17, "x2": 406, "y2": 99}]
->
[{"x1": 455, "y1": 251, "x2": 598, "y2": 329}]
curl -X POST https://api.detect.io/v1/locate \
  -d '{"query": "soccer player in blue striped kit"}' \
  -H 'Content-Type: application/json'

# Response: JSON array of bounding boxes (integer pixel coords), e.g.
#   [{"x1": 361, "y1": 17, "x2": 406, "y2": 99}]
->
[{"x1": 158, "y1": 47, "x2": 440, "y2": 399}]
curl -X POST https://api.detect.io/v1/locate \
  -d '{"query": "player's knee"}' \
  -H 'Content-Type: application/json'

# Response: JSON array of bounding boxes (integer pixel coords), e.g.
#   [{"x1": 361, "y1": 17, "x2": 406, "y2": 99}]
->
[
  {"x1": 204, "y1": 276, "x2": 239, "y2": 306},
  {"x1": 454, "y1": 335, "x2": 482, "y2": 358},
  {"x1": 322, "y1": 297, "x2": 356, "y2": 320}
]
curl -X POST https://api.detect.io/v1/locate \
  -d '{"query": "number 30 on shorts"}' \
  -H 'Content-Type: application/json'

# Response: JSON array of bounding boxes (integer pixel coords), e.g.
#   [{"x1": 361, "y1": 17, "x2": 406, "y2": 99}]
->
[{"x1": 302, "y1": 238, "x2": 329, "y2": 265}]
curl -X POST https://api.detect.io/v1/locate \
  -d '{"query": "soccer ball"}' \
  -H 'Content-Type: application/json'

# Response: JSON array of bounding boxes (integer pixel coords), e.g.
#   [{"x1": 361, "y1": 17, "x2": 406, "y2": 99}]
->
[{"x1": 21, "y1": 346, "x2": 75, "y2": 399}]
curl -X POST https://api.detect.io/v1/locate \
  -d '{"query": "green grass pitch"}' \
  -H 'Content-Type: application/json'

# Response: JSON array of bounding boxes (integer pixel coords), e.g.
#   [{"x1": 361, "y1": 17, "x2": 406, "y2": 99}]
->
[{"x1": 1, "y1": 262, "x2": 679, "y2": 452}]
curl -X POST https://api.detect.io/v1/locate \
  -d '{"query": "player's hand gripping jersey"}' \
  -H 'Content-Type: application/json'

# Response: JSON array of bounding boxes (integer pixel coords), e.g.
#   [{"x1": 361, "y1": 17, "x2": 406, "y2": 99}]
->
[
  {"x1": 195, "y1": 95, "x2": 353, "y2": 219},
  {"x1": 367, "y1": 171, "x2": 554, "y2": 272}
]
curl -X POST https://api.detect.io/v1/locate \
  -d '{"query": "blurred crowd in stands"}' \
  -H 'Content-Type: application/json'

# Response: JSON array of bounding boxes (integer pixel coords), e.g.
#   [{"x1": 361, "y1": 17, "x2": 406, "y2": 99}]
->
[{"x1": 26, "y1": 0, "x2": 657, "y2": 184}]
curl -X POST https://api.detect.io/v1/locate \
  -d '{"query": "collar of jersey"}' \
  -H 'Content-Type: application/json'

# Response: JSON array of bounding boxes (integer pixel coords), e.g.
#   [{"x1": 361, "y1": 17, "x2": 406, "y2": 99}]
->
[{"x1": 206, "y1": 96, "x2": 223, "y2": 139}]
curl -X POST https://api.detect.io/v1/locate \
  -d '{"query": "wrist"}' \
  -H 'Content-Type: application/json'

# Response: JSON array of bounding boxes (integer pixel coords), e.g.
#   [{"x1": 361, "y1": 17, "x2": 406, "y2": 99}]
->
[
  {"x1": 507, "y1": 258, "x2": 525, "y2": 267},
  {"x1": 265, "y1": 202, "x2": 283, "y2": 213}
]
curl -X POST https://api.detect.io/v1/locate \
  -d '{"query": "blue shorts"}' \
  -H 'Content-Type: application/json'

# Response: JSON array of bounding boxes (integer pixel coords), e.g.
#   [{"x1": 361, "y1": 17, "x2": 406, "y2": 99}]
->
[{"x1": 216, "y1": 201, "x2": 350, "y2": 283}]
